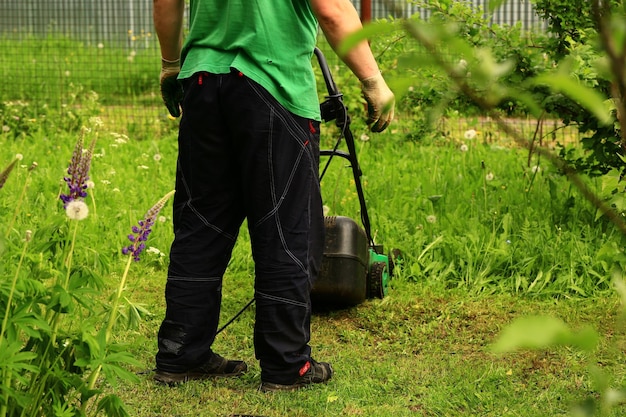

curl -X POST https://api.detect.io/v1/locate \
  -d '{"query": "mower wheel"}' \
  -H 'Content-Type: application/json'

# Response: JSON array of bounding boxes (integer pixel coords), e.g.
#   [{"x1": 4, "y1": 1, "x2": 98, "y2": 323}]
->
[{"x1": 367, "y1": 261, "x2": 387, "y2": 299}]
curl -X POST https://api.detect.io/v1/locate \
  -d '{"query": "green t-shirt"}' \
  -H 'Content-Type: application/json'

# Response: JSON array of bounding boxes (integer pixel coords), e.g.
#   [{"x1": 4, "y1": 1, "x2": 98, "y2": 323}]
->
[{"x1": 179, "y1": 0, "x2": 321, "y2": 121}]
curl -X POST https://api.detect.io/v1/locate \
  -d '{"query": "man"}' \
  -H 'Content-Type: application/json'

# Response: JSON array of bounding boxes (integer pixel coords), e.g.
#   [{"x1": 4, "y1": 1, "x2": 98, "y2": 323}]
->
[{"x1": 152, "y1": 0, "x2": 394, "y2": 392}]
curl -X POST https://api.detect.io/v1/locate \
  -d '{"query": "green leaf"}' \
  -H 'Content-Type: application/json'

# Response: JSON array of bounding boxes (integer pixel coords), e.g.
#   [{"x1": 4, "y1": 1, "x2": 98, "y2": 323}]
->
[
  {"x1": 530, "y1": 74, "x2": 613, "y2": 125},
  {"x1": 492, "y1": 315, "x2": 598, "y2": 353},
  {"x1": 492, "y1": 315, "x2": 568, "y2": 352},
  {"x1": 488, "y1": 0, "x2": 507, "y2": 13},
  {"x1": 97, "y1": 394, "x2": 131, "y2": 417},
  {"x1": 338, "y1": 21, "x2": 398, "y2": 56}
]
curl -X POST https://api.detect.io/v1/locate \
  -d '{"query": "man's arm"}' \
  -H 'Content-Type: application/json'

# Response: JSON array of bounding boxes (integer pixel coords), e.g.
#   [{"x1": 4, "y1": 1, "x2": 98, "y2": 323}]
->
[
  {"x1": 311, "y1": 0, "x2": 378, "y2": 80},
  {"x1": 153, "y1": 0, "x2": 185, "y2": 117},
  {"x1": 153, "y1": 0, "x2": 185, "y2": 61},
  {"x1": 311, "y1": 0, "x2": 395, "y2": 132}
]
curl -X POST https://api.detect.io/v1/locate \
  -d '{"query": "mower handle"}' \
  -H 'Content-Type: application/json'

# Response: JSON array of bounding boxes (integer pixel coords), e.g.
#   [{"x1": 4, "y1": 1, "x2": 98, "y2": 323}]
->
[
  {"x1": 314, "y1": 47, "x2": 377, "y2": 250},
  {"x1": 314, "y1": 47, "x2": 340, "y2": 97}
]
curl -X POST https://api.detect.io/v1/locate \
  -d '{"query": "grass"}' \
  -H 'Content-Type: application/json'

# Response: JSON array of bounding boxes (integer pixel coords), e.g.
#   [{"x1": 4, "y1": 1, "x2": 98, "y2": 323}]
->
[{"x1": 113, "y1": 268, "x2": 626, "y2": 416}]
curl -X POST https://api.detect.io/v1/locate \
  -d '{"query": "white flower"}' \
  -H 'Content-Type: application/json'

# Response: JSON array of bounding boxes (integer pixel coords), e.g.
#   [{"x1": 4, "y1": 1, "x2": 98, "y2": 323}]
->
[
  {"x1": 89, "y1": 117, "x2": 103, "y2": 128},
  {"x1": 15, "y1": 153, "x2": 23, "y2": 161},
  {"x1": 153, "y1": 154, "x2": 162, "y2": 162},
  {"x1": 146, "y1": 246, "x2": 164, "y2": 256},
  {"x1": 459, "y1": 144, "x2": 469, "y2": 152},
  {"x1": 426, "y1": 215, "x2": 437, "y2": 224},
  {"x1": 485, "y1": 172, "x2": 494, "y2": 181},
  {"x1": 158, "y1": 215, "x2": 167, "y2": 223},
  {"x1": 65, "y1": 200, "x2": 89, "y2": 221},
  {"x1": 464, "y1": 129, "x2": 477, "y2": 140},
  {"x1": 360, "y1": 133, "x2": 370, "y2": 142}
]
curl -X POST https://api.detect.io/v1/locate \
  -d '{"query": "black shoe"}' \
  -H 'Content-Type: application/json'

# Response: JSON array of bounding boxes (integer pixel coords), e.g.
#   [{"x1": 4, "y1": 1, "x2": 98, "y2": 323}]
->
[
  {"x1": 154, "y1": 353, "x2": 248, "y2": 385},
  {"x1": 259, "y1": 359, "x2": 333, "y2": 392}
]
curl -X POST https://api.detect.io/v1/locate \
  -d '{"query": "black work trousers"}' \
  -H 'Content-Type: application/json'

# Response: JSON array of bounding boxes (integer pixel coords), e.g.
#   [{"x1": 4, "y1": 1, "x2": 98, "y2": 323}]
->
[{"x1": 155, "y1": 70, "x2": 325, "y2": 385}]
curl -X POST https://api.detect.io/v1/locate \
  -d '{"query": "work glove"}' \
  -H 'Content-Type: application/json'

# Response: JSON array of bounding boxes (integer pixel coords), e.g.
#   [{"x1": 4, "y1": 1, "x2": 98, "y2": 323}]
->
[
  {"x1": 360, "y1": 72, "x2": 395, "y2": 133},
  {"x1": 160, "y1": 58, "x2": 183, "y2": 118}
]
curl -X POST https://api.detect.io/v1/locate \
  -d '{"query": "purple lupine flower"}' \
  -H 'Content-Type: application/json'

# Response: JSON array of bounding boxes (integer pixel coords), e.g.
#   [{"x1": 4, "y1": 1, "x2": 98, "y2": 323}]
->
[
  {"x1": 0, "y1": 158, "x2": 18, "y2": 190},
  {"x1": 122, "y1": 190, "x2": 175, "y2": 261},
  {"x1": 60, "y1": 136, "x2": 96, "y2": 207}
]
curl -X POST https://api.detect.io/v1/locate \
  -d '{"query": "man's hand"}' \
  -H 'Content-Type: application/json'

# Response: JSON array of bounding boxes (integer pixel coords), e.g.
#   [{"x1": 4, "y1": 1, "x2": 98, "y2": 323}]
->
[
  {"x1": 361, "y1": 72, "x2": 395, "y2": 133},
  {"x1": 160, "y1": 58, "x2": 183, "y2": 118}
]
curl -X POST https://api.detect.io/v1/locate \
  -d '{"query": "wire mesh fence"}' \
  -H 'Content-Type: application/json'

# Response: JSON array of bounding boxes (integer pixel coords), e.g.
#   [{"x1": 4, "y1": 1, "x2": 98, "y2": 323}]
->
[
  {"x1": 358, "y1": 0, "x2": 546, "y2": 30},
  {"x1": 0, "y1": 0, "x2": 561, "y2": 141}
]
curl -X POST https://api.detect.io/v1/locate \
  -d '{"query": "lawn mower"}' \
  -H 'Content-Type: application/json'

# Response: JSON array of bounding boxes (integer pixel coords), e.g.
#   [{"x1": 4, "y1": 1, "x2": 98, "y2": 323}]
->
[{"x1": 310, "y1": 48, "x2": 395, "y2": 310}]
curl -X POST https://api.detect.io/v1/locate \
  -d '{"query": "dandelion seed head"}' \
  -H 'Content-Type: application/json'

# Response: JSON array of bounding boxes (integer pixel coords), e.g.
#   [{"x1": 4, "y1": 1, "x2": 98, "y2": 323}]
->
[
  {"x1": 485, "y1": 172, "x2": 494, "y2": 181},
  {"x1": 97, "y1": 43, "x2": 104, "y2": 49},
  {"x1": 65, "y1": 200, "x2": 89, "y2": 221},
  {"x1": 2, "y1": 125, "x2": 10, "y2": 133},
  {"x1": 158, "y1": 215, "x2": 167, "y2": 223},
  {"x1": 15, "y1": 153, "x2": 23, "y2": 161},
  {"x1": 86, "y1": 180, "x2": 95, "y2": 189},
  {"x1": 153, "y1": 154, "x2": 162, "y2": 162},
  {"x1": 426, "y1": 215, "x2": 437, "y2": 224},
  {"x1": 460, "y1": 144, "x2": 469, "y2": 152},
  {"x1": 464, "y1": 129, "x2": 477, "y2": 140}
]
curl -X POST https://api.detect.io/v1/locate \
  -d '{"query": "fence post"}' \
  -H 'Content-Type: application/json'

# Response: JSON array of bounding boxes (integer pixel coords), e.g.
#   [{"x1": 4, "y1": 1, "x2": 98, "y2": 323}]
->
[{"x1": 361, "y1": 0, "x2": 371, "y2": 22}]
